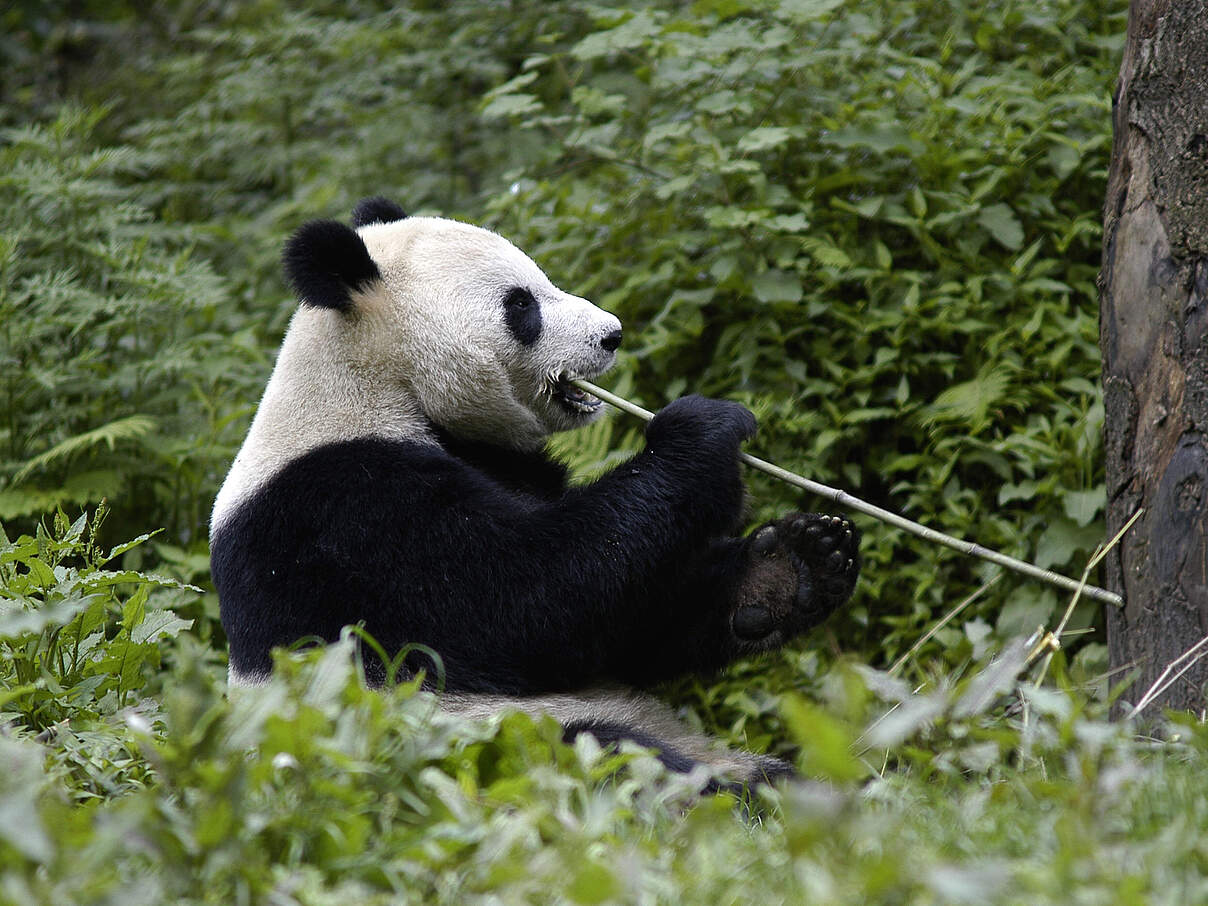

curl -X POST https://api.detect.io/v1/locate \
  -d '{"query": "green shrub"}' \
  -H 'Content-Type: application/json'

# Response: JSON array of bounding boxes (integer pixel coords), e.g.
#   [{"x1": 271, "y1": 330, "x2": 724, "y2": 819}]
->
[
  {"x1": 0, "y1": 505, "x2": 199, "y2": 797},
  {"x1": 1, "y1": 521, "x2": 1205, "y2": 904},
  {"x1": 2, "y1": 0, "x2": 1127, "y2": 673}
]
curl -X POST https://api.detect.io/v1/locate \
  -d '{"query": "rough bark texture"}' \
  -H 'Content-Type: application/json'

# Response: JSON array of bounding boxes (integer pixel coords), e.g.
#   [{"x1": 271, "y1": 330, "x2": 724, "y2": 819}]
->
[{"x1": 1101, "y1": 0, "x2": 1208, "y2": 714}]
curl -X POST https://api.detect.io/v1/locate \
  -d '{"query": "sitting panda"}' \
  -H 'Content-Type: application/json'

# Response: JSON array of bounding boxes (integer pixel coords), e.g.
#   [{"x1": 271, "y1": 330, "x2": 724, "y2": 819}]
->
[{"x1": 210, "y1": 196, "x2": 860, "y2": 787}]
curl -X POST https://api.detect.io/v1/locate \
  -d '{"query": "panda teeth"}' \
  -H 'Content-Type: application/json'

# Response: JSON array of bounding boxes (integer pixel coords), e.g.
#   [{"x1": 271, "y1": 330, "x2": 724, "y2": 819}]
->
[{"x1": 554, "y1": 373, "x2": 602, "y2": 414}]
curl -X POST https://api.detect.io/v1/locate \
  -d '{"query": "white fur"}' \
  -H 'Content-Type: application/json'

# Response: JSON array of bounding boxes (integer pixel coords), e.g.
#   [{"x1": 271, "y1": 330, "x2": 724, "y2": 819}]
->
[
  {"x1": 226, "y1": 661, "x2": 778, "y2": 778},
  {"x1": 442, "y1": 687, "x2": 784, "y2": 777},
  {"x1": 228, "y1": 664, "x2": 271, "y2": 688},
  {"x1": 212, "y1": 216, "x2": 619, "y2": 535}
]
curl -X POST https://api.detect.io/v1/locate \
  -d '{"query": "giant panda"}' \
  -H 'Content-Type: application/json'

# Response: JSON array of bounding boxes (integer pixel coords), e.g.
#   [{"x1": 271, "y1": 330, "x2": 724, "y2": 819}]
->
[{"x1": 210, "y1": 196, "x2": 860, "y2": 788}]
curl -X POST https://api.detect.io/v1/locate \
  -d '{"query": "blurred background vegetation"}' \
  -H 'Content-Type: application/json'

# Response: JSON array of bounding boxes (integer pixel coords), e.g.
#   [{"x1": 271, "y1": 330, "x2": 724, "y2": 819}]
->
[{"x1": 18, "y1": 2, "x2": 1208, "y2": 903}]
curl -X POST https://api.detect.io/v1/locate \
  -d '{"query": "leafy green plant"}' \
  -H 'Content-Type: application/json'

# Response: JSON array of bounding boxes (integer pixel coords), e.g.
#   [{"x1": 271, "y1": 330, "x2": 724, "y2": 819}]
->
[
  {"x1": 0, "y1": 108, "x2": 265, "y2": 547},
  {"x1": 0, "y1": 560, "x2": 1204, "y2": 904},
  {"x1": 6, "y1": 3, "x2": 1184, "y2": 898},
  {"x1": 479, "y1": 0, "x2": 1123, "y2": 674},
  {"x1": 3, "y1": 0, "x2": 1127, "y2": 679},
  {"x1": 0, "y1": 505, "x2": 196, "y2": 730}
]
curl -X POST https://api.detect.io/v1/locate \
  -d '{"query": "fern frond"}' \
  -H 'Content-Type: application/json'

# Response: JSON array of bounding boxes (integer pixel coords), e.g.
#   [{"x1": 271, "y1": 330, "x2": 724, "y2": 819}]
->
[
  {"x1": 10, "y1": 416, "x2": 157, "y2": 485},
  {"x1": 921, "y1": 367, "x2": 1014, "y2": 432}
]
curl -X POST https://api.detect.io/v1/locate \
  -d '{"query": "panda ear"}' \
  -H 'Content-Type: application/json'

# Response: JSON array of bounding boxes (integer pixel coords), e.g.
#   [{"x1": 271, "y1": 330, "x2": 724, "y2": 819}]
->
[
  {"x1": 283, "y1": 219, "x2": 381, "y2": 311},
  {"x1": 351, "y1": 196, "x2": 408, "y2": 228}
]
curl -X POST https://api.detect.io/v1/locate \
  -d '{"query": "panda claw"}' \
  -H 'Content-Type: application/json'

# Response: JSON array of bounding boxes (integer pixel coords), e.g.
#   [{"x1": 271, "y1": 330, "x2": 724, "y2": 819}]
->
[{"x1": 751, "y1": 526, "x2": 778, "y2": 556}]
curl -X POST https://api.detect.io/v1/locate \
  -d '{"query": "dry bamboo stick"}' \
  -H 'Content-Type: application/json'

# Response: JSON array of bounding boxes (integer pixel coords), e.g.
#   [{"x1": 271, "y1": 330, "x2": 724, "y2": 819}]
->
[{"x1": 572, "y1": 378, "x2": 1123, "y2": 608}]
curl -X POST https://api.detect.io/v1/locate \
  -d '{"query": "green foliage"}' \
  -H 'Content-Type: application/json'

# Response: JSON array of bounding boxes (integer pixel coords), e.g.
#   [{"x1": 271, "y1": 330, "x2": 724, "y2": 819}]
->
[
  {"x1": 5, "y1": 1, "x2": 1183, "y2": 899},
  {"x1": 0, "y1": 107, "x2": 266, "y2": 546},
  {"x1": 2, "y1": 524, "x2": 1207, "y2": 902},
  {"x1": 0, "y1": 506, "x2": 198, "y2": 797},
  {"x1": 479, "y1": 0, "x2": 1123, "y2": 667},
  {"x1": 0, "y1": 0, "x2": 1125, "y2": 671}
]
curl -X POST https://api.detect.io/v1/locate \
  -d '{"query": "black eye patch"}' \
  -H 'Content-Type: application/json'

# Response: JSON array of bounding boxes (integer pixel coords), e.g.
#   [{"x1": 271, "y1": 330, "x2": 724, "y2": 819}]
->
[{"x1": 502, "y1": 287, "x2": 542, "y2": 347}]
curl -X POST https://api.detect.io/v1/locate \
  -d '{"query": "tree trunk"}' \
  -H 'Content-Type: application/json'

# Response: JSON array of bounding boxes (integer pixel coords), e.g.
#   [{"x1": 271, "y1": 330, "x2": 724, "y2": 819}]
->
[{"x1": 1101, "y1": 0, "x2": 1208, "y2": 715}]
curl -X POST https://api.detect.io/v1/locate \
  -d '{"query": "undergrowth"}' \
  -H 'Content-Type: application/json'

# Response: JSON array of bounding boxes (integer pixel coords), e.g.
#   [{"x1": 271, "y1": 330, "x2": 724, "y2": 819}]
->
[
  {"x1": 2, "y1": 510, "x2": 1205, "y2": 904},
  {"x1": 1, "y1": 0, "x2": 1126, "y2": 660}
]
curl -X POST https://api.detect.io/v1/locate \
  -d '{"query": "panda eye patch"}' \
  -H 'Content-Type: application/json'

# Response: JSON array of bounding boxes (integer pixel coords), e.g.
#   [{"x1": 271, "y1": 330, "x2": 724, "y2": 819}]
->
[
  {"x1": 502, "y1": 287, "x2": 542, "y2": 346},
  {"x1": 503, "y1": 287, "x2": 535, "y2": 309}
]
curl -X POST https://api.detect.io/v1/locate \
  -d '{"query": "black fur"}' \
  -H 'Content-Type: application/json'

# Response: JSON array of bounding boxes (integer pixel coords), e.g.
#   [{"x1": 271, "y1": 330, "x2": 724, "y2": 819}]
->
[
  {"x1": 351, "y1": 196, "x2": 408, "y2": 227},
  {"x1": 212, "y1": 395, "x2": 859, "y2": 694},
  {"x1": 563, "y1": 720, "x2": 701, "y2": 775},
  {"x1": 283, "y1": 220, "x2": 380, "y2": 311},
  {"x1": 502, "y1": 287, "x2": 542, "y2": 346}
]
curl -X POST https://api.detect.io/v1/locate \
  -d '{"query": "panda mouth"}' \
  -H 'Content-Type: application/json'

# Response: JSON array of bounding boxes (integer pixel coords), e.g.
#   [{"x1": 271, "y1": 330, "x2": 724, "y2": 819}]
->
[{"x1": 552, "y1": 372, "x2": 603, "y2": 415}]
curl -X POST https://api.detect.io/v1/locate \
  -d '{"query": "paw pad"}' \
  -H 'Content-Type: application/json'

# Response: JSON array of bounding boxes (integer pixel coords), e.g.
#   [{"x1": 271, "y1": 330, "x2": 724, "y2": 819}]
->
[{"x1": 759, "y1": 512, "x2": 860, "y2": 603}]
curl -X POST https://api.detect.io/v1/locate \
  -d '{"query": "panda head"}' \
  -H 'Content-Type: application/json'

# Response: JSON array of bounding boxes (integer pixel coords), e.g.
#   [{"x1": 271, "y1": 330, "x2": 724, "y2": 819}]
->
[{"x1": 280, "y1": 197, "x2": 622, "y2": 450}]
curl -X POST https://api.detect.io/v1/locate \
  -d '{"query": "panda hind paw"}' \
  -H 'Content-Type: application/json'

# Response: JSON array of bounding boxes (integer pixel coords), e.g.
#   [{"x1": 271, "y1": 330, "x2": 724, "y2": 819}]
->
[
  {"x1": 733, "y1": 513, "x2": 860, "y2": 645},
  {"x1": 770, "y1": 512, "x2": 861, "y2": 608}
]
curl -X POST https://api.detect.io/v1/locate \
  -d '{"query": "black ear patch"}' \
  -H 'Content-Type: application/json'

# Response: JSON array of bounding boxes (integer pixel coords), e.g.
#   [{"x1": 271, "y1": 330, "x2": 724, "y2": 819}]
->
[
  {"x1": 283, "y1": 219, "x2": 381, "y2": 311},
  {"x1": 351, "y1": 196, "x2": 408, "y2": 228}
]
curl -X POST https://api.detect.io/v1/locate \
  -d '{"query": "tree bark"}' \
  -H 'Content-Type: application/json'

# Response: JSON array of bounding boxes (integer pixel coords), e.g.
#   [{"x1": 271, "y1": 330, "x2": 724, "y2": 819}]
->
[{"x1": 1101, "y1": 0, "x2": 1208, "y2": 714}]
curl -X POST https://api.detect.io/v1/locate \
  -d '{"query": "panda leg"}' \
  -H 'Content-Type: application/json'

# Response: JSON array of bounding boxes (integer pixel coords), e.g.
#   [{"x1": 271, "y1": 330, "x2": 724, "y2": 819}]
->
[
  {"x1": 563, "y1": 719, "x2": 793, "y2": 796},
  {"x1": 562, "y1": 719, "x2": 703, "y2": 775},
  {"x1": 442, "y1": 688, "x2": 792, "y2": 789},
  {"x1": 635, "y1": 512, "x2": 860, "y2": 682}
]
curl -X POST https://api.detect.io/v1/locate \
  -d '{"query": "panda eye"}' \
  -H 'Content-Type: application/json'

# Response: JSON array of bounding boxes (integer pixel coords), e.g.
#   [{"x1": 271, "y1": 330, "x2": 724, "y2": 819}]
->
[{"x1": 503, "y1": 287, "x2": 535, "y2": 310}]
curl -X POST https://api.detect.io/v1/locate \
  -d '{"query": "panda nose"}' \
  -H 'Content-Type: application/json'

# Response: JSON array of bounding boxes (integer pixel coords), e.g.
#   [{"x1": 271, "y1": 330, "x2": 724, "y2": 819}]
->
[{"x1": 600, "y1": 328, "x2": 623, "y2": 352}]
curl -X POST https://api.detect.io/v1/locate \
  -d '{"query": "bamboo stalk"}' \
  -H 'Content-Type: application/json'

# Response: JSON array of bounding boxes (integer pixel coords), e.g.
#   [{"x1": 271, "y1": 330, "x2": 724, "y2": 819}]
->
[{"x1": 572, "y1": 378, "x2": 1124, "y2": 608}]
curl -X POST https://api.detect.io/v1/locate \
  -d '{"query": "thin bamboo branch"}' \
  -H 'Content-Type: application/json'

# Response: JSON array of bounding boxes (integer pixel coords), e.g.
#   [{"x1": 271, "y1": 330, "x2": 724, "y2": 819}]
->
[
  {"x1": 1031, "y1": 508, "x2": 1144, "y2": 687},
  {"x1": 573, "y1": 378, "x2": 1124, "y2": 608},
  {"x1": 1125, "y1": 632, "x2": 1208, "y2": 720}
]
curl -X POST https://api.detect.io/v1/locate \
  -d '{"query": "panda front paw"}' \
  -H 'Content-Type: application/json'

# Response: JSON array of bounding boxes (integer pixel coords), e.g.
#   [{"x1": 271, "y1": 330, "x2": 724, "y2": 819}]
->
[
  {"x1": 645, "y1": 395, "x2": 757, "y2": 453},
  {"x1": 730, "y1": 513, "x2": 860, "y2": 650}
]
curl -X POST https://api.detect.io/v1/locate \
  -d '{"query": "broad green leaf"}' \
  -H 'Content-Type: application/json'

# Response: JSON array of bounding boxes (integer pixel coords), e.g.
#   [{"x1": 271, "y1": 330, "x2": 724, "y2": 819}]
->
[
  {"x1": 570, "y1": 10, "x2": 659, "y2": 59},
  {"x1": 131, "y1": 609, "x2": 194, "y2": 644},
  {"x1": 822, "y1": 124, "x2": 924, "y2": 156},
  {"x1": 751, "y1": 269, "x2": 803, "y2": 303},
  {"x1": 481, "y1": 93, "x2": 542, "y2": 120},
  {"x1": 737, "y1": 126, "x2": 795, "y2": 153},
  {"x1": 1035, "y1": 518, "x2": 1105, "y2": 570},
  {"x1": 103, "y1": 529, "x2": 164, "y2": 564},
  {"x1": 977, "y1": 203, "x2": 1025, "y2": 250},
  {"x1": 1062, "y1": 488, "x2": 1105, "y2": 527}
]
